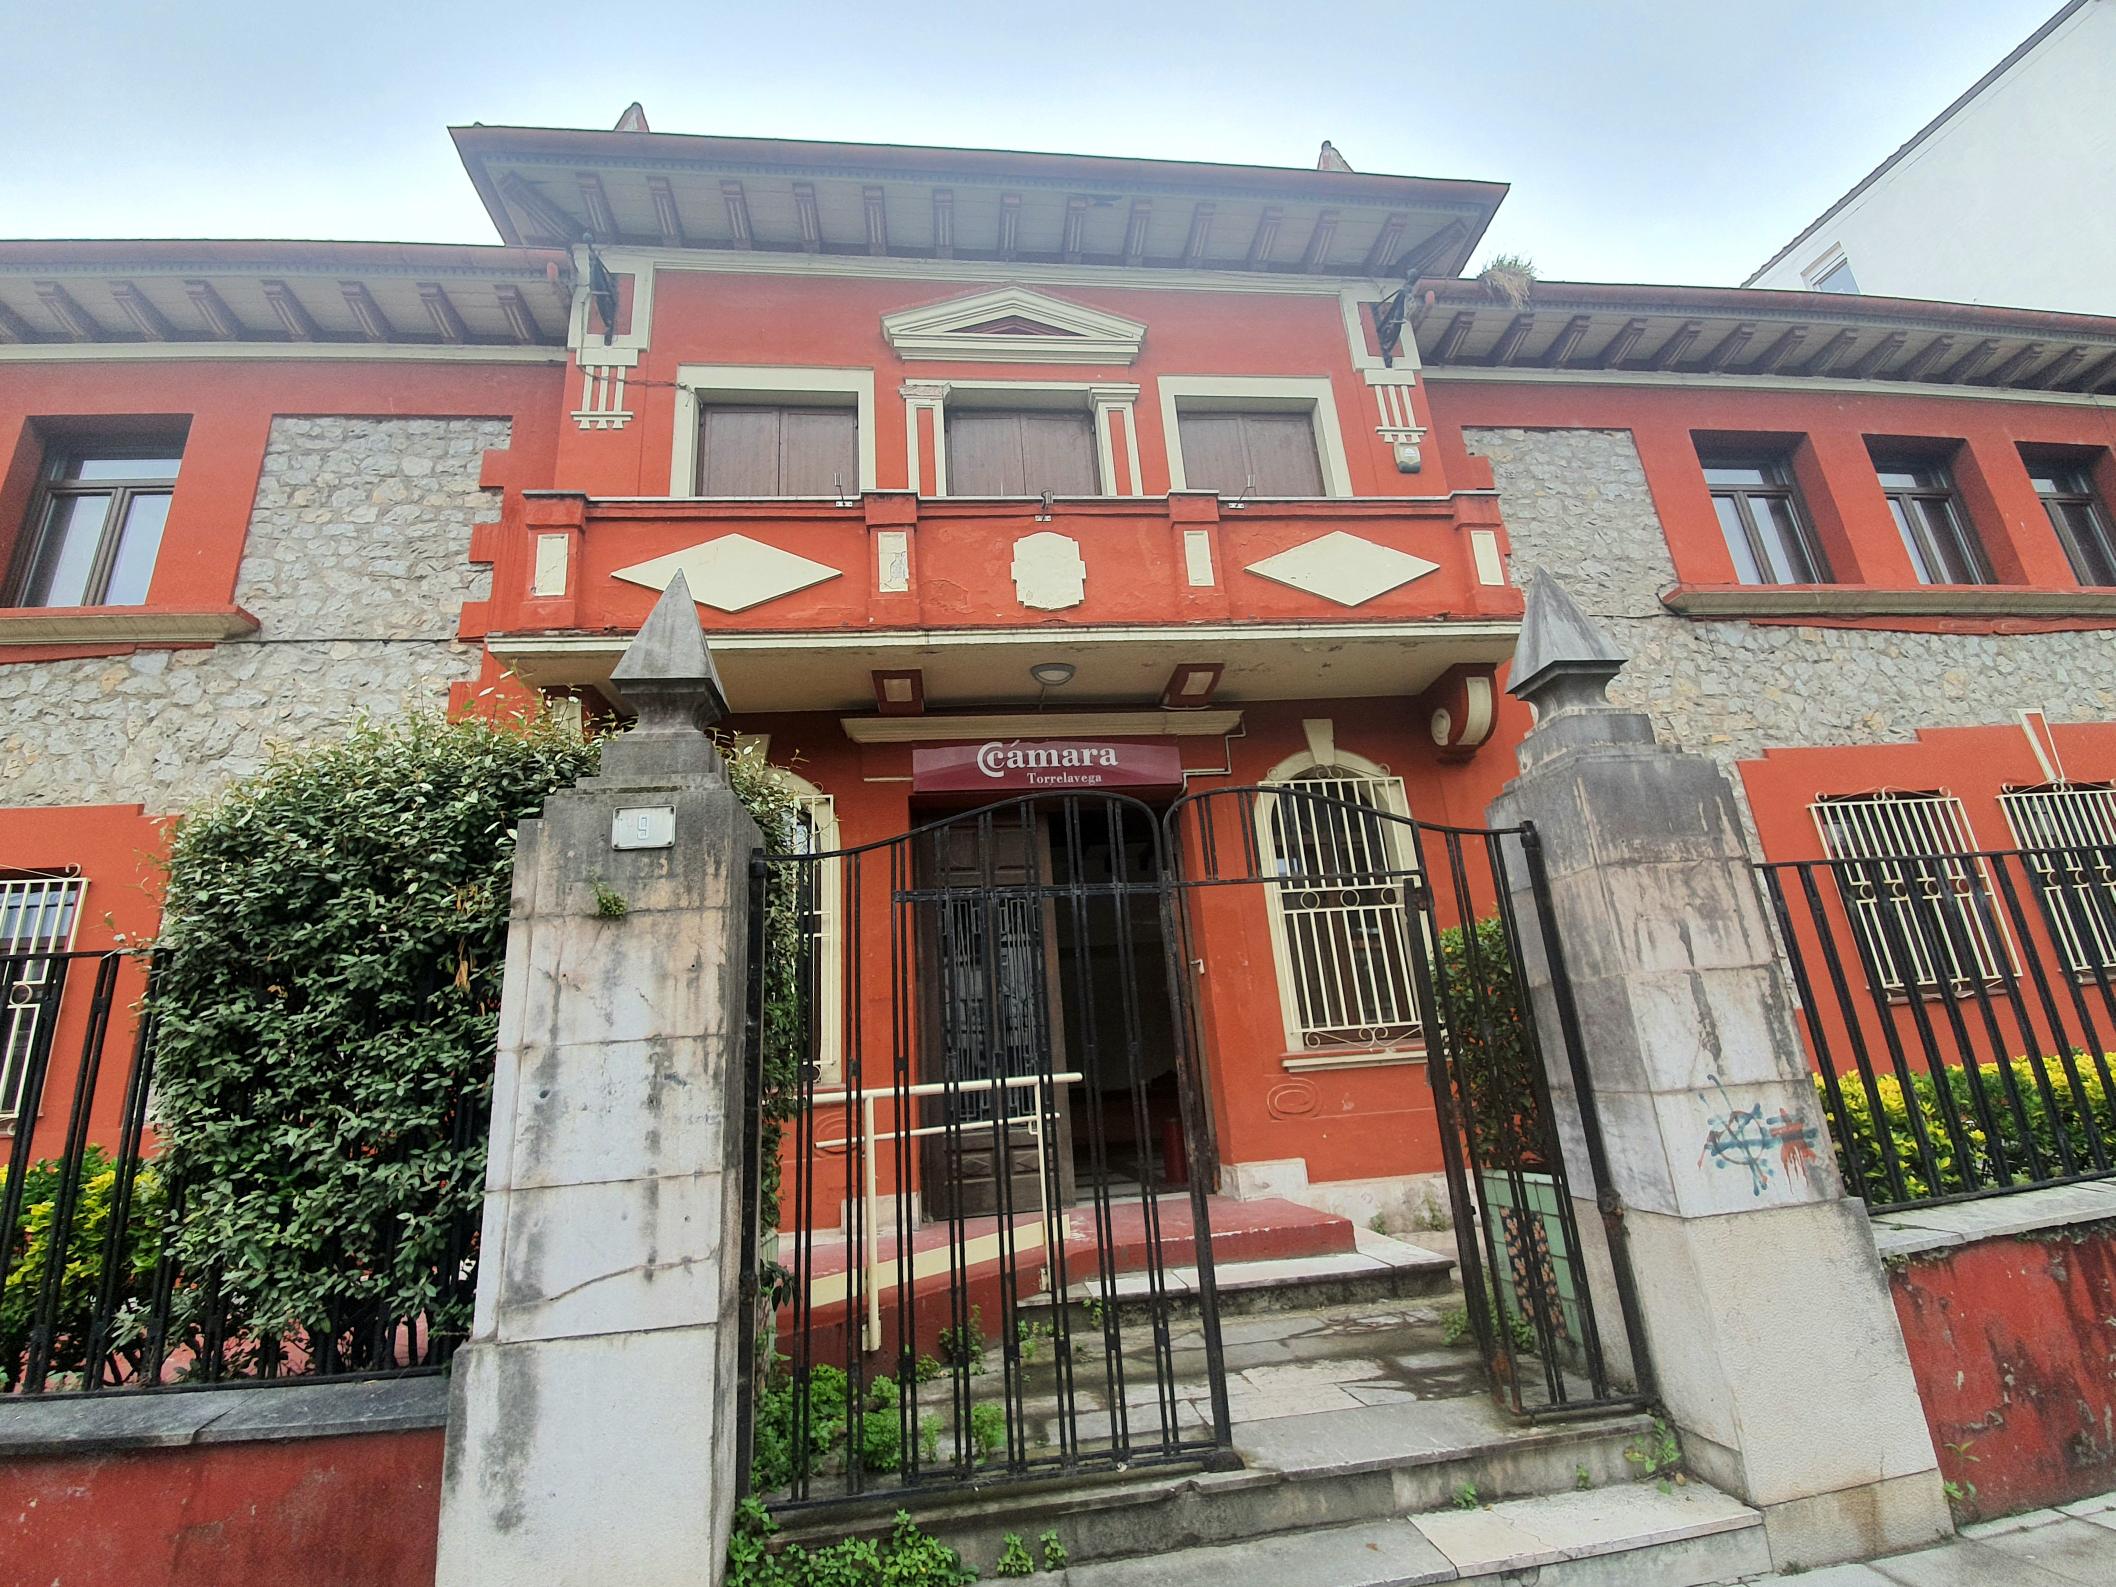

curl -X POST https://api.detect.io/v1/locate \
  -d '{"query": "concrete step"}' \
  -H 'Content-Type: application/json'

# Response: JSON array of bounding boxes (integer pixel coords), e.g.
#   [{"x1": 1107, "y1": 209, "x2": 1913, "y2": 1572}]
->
[
  {"x1": 1025, "y1": 1228, "x2": 1458, "y2": 1329},
  {"x1": 1059, "y1": 1480, "x2": 1769, "y2": 1587},
  {"x1": 775, "y1": 1391, "x2": 1663, "y2": 1572}
]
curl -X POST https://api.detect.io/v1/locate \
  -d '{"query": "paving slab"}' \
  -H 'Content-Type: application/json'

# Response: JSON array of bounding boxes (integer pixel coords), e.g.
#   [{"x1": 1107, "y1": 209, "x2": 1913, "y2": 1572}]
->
[
  {"x1": 1064, "y1": 1516, "x2": 1456, "y2": 1587},
  {"x1": 1975, "y1": 1517, "x2": 2116, "y2": 1585},
  {"x1": 1868, "y1": 1534, "x2": 2102, "y2": 1586},
  {"x1": 1410, "y1": 1480, "x2": 1757, "y2": 1576}
]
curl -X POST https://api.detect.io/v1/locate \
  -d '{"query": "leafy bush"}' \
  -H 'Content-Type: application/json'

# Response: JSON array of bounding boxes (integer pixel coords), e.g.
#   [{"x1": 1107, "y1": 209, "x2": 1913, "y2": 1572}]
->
[
  {"x1": 727, "y1": 1500, "x2": 975, "y2": 1587},
  {"x1": 141, "y1": 712, "x2": 804, "y2": 1369},
  {"x1": 0, "y1": 1149, "x2": 164, "y2": 1388},
  {"x1": 1435, "y1": 917, "x2": 1548, "y2": 1172},
  {"x1": 146, "y1": 712, "x2": 601, "y2": 1363},
  {"x1": 1818, "y1": 1054, "x2": 2116, "y2": 1202}
]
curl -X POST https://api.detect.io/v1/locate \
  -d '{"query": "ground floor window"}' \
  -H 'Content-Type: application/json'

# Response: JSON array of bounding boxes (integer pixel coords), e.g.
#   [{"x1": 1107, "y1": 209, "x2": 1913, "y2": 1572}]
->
[
  {"x1": 1811, "y1": 790, "x2": 2014, "y2": 996},
  {"x1": 1259, "y1": 758, "x2": 1421, "y2": 1051},
  {"x1": 1, "y1": 872, "x2": 86, "y2": 1119},
  {"x1": 1998, "y1": 781, "x2": 2116, "y2": 979},
  {"x1": 779, "y1": 775, "x2": 844, "y2": 1087}
]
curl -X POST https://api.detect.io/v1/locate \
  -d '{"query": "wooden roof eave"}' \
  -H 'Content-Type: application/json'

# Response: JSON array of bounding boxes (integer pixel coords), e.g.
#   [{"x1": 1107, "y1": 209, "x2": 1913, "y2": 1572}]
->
[{"x1": 1407, "y1": 279, "x2": 2116, "y2": 396}]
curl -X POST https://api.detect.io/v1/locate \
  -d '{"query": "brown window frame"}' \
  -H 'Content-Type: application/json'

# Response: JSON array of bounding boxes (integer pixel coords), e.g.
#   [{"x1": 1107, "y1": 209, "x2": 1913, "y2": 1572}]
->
[
  {"x1": 1699, "y1": 453, "x2": 1830, "y2": 584},
  {"x1": 1872, "y1": 455, "x2": 1993, "y2": 585},
  {"x1": 2027, "y1": 462, "x2": 2116, "y2": 587},
  {"x1": 941, "y1": 406, "x2": 1101, "y2": 497},
  {"x1": 10, "y1": 440, "x2": 184, "y2": 609}
]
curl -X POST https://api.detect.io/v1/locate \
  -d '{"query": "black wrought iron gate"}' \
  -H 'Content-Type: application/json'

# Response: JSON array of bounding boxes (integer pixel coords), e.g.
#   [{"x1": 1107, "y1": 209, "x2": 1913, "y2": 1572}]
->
[
  {"x1": 739, "y1": 793, "x2": 1233, "y2": 1509},
  {"x1": 1161, "y1": 783, "x2": 1651, "y2": 1419},
  {"x1": 737, "y1": 785, "x2": 1650, "y2": 1508}
]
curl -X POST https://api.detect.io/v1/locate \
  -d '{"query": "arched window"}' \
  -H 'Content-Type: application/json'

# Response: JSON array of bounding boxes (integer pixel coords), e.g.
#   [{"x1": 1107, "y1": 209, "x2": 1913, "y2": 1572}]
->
[
  {"x1": 1256, "y1": 753, "x2": 1422, "y2": 1053},
  {"x1": 772, "y1": 770, "x2": 845, "y2": 1087}
]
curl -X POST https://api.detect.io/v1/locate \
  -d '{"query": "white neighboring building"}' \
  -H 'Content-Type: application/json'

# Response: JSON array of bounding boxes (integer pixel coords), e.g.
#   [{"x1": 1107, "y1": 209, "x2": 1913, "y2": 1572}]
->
[{"x1": 1748, "y1": 0, "x2": 2116, "y2": 314}]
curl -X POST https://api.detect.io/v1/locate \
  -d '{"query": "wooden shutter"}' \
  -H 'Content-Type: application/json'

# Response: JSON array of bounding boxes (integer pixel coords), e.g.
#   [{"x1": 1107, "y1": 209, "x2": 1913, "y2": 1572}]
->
[
  {"x1": 945, "y1": 410, "x2": 1097, "y2": 495},
  {"x1": 698, "y1": 405, "x2": 857, "y2": 495},
  {"x1": 1177, "y1": 409, "x2": 1326, "y2": 496}
]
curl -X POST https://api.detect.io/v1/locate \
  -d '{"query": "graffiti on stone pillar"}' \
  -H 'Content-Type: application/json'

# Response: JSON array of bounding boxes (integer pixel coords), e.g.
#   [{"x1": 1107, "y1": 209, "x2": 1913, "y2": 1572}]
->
[{"x1": 1698, "y1": 1075, "x2": 1820, "y2": 1196}]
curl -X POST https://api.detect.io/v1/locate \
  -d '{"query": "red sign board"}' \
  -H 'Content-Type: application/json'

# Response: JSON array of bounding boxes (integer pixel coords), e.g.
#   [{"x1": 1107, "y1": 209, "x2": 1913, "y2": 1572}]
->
[{"x1": 912, "y1": 738, "x2": 1184, "y2": 793}]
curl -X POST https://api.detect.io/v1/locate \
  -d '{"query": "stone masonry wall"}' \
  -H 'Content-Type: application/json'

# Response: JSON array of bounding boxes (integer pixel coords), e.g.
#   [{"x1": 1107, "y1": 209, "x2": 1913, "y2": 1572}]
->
[
  {"x1": 1466, "y1": 428, "x2": 2116, "y2": 828},
  {"x1": 0, "y1": 416, "x2": 507, "y2": 810}
]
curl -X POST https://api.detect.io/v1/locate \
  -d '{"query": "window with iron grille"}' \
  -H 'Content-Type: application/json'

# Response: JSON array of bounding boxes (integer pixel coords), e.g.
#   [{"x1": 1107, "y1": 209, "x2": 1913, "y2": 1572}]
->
[
  {"x1": 786, "y1": 787, "x2": 844, "y2": 1087},
  {"x1": 1, "y1": 874, "x2": 87, "y2": 1120},
  {"x1": 1999, "y1": 782, "x2": 2116, "y2": 979},
  {"x1": 1260, "y1": 766, "x2": 1421, "y2": 1050},
  {"x1": 1812, "y1": 792, "x2": 2015, "y2": 996}
]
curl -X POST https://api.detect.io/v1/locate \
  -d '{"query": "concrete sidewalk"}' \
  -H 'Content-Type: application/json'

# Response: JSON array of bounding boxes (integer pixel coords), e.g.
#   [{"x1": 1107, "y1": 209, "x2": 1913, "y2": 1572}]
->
[{"x1": 1752, "y1": 1492, "x2": 2116, "y2": 1585}]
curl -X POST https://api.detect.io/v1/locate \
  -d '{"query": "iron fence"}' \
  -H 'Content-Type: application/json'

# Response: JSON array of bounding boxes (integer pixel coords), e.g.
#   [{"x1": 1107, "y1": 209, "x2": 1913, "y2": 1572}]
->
[
  {"x1": 1, "y1": 947, "x2": 485, "y2": 1395},
  {"x1": 1162, "y1": 786, "x2": 1651, "y2": 1419},
  {"x1": 1758, "y1": 844, "x2": 2116, "y2": 1212}
]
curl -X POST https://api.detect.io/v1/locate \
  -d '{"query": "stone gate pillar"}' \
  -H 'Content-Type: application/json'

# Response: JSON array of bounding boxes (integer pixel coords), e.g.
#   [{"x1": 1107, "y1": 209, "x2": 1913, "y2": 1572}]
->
[
  {"x1": 437, "y1": 573, "x2": 758, "y2": 1587},
  {"x1": 1487, "y1": 575, "x2": 1950, "y2": 1571}
]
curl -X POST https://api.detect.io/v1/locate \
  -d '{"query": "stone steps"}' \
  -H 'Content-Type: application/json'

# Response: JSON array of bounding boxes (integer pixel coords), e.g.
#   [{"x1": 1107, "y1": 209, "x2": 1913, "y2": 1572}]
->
[
  {"x1": 1022, "y1": 1226, "x2": 1459, "y2": 1329},
  {"x1": 774, "y1": 1392, "x2": 1668, "y2": 1572},
  {"x1": 1060, "y1": 1480, "x2": 1769, "y2": 1587}
]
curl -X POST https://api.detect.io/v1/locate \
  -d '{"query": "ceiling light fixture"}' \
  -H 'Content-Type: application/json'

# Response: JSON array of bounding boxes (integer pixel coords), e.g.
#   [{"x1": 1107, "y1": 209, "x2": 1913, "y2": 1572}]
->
[{"x1": 1029, "y1": 662, "x2": 1076, "y2": 687}]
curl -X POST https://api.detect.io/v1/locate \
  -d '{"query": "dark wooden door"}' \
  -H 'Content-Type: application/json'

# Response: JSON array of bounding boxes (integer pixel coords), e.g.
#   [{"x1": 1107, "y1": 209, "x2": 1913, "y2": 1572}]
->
[{"x1": 918, "y1": 821, "x2": 1076, "y2": 1221}]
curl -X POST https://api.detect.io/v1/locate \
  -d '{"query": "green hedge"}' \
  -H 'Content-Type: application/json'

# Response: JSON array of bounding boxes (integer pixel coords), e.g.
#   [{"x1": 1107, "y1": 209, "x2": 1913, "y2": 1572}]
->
[
  {"x1": 1817, "y1": 1055, "x2": 2116, "y2": 1203},
  {"x1": 1436, "y1": 917, "x2": 1547, "y2": 1172},
  {"x1": 0, "y1": 1149, "x2": 163, "y2": 1388},
  {"x1": 143, "y1": 712, "x2": 805, "y2": 1367}
]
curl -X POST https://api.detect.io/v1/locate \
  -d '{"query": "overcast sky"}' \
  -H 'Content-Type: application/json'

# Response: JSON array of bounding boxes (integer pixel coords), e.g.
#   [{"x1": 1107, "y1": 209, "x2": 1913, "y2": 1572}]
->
[{"x1": 0, "y1": 0, "x2": 2060, "y2": 285}]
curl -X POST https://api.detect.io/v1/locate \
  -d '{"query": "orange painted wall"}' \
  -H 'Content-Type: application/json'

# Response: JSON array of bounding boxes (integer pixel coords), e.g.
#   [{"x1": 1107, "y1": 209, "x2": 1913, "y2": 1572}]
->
[
  {"x1": 549, "y1": 271, "x2": 1450, "y2": 501},
  {"x1": 1425, "y1": 377, "x2": 2116, "y2": 626},
  {"x1": 0, "y1": 358, "x2": 565, "y2": 662},
  {"x1": 0, "y1": 1427, "x2": 443, "y2": 1587}
]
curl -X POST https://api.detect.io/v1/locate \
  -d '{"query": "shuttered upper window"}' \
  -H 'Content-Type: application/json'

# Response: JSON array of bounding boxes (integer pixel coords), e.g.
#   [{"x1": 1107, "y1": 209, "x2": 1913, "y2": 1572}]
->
[
  {"x1": 945, "y1": 409, "x2": 1098, "y2": 496},
  {"x1": 696, "y1": 405, "x2": 858, "y2": 497},
  {"x1": 1176, "y1": 410, "x2": 1326, "y2": 497}
]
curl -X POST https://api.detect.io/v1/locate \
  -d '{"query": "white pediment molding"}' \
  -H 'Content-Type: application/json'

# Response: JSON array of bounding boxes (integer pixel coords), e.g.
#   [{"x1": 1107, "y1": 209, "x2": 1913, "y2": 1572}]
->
[{"x1": 881, "y1": 285, "x2": 1146, "y2": 364}]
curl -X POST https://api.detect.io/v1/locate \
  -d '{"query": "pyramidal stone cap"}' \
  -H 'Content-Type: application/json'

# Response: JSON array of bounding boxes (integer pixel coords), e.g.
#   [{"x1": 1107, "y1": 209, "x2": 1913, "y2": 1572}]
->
[
  {"x1": 1507, "y1": 572, "x2": 1628, "y2": 715},
  {"x1": 610, "y1": 571, "x2": 729, "y2": 734}
]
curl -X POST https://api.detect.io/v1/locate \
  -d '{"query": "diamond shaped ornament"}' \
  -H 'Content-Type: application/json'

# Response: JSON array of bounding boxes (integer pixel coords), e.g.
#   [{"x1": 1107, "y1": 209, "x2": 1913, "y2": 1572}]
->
[
  {"x1": 1244, "y1": 531, "x2": 1439, "y2": 607},
  {"x1": 613, "y1": 534, "x2": 841, "y2": 613}
]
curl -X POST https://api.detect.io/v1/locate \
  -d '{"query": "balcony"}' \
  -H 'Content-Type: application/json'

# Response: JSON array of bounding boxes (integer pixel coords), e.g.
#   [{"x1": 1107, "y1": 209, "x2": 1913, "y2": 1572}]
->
[{"x1": 481, "y1": 490, "x2": 1521, "y2": 713}]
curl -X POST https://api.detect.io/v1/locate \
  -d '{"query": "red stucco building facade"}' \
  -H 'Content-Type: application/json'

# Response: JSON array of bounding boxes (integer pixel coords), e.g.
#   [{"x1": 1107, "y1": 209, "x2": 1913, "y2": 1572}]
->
[{"x1": 6, "y1": 117, "x2": 2116, "y2": 1231}]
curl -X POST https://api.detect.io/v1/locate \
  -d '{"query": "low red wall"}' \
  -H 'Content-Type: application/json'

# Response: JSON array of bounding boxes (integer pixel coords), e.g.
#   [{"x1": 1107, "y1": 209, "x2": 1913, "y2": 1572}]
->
[
  {"x1": 0, "y1": 1428, "x2": 443, "y2": 1587},
  {"x1": 1889, "y1": 1217, "x2": 2116, "y2": 1518}
]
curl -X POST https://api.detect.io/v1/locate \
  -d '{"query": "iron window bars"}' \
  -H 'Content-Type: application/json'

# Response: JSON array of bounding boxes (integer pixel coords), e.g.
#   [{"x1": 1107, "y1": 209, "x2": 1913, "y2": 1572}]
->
[
  {"x1": 1811, "y1": 792, "x2": 2016, "y2": 996},
  {"x1": 1260, "y1": 767, "x2": 1423, "y2": 1050},
  {"x1": 1999, "y1": 783, "x2": 2116, "y2": 979},
  {"x1": 1, "y1": 875, "x2": 86, "y2": 1120}
]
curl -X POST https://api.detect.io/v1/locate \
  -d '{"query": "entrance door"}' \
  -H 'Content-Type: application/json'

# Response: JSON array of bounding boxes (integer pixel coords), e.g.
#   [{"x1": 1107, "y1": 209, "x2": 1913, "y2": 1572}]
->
[{"x1": 918, "y1": 818, "x2": 1076, "y2": 1220}]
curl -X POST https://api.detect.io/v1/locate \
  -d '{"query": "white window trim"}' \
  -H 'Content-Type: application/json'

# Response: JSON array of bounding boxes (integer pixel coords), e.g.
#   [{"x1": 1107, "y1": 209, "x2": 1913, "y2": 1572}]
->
[
  {"x1": 1254, "y1": 745, "x2": 1422, "y2": 1055},
  {"x1": 1998, "y1": 782, "x2": 2116, "y2": 977},
  {"x1": 669, "y1": 364, "x2": 878, "y2": 497},
  {"x1": 1158, "y1": 375, "x2": 1353, "y2": 498},
  {"x1": 915, "y1": 379, "x2": 1142, "y2": 498},
  {"x1": 767, "y1": 768, "x2": 846, "y2": 1088}
]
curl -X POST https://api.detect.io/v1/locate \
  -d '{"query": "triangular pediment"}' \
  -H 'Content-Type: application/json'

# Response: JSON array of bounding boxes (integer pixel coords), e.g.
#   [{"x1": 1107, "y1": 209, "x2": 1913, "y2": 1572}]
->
[{"x1": 881, "y1": 285, "x2": 1145, "y2": 364}]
